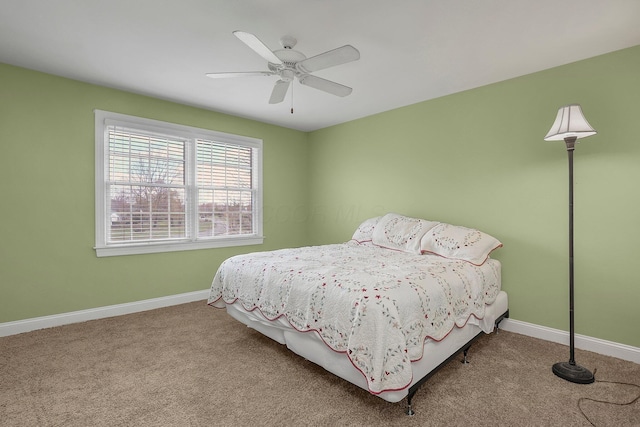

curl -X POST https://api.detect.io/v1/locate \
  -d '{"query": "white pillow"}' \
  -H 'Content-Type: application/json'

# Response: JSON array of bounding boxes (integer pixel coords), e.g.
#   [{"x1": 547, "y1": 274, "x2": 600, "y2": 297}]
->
[
  {"x1": 371, "y1": 213, "x2": 439, "y2": 254},
  {"x1": 420, "y1": 222, "x2": 502, "y2": 265},
  {"x1": 351, "y1": 216, "x2": 382, "y2": 243}
]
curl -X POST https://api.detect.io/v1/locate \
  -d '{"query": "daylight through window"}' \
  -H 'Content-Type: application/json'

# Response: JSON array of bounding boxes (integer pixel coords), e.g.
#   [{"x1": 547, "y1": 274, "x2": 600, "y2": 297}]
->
[{"x1": 95, "y1": 110, "x2": 263, "y2": 257}]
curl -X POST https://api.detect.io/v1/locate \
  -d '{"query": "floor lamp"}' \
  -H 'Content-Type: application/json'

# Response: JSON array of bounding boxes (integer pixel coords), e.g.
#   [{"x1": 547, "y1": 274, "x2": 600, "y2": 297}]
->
[{"x1": 544, "y1": 104, "x2": 597, "y2": 384}]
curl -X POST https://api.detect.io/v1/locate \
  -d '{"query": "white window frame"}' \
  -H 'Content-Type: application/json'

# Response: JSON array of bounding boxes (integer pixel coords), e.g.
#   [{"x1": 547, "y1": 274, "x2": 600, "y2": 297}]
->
[{"x1": 94, "y1": 110, "x2": 263, "y2": 257}]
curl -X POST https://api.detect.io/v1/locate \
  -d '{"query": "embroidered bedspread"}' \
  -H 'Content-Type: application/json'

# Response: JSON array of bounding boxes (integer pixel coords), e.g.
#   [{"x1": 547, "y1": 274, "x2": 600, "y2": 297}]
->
[{"x1": 207, "y1": 241, "x2": 501, "y2": 394}]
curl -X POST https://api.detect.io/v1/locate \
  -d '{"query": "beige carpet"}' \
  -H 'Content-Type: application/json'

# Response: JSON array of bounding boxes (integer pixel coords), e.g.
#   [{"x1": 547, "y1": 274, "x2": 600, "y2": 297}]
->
[{"x1": 1, "y1": 301, "x2": 638, "y2": 426}]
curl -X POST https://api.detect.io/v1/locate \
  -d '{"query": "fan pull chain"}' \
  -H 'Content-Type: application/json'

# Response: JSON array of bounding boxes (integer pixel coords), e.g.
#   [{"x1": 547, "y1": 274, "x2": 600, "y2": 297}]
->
[{"x1": 290, "y1": 82, "x2": 294, "y2": 114}]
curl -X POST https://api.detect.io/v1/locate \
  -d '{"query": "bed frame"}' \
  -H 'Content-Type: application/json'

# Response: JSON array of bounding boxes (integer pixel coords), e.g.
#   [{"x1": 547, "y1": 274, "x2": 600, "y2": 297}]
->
[
  {"x1": 223, "y1": 291, "x2": 509, "y2": 415},
  {"x1": 405, "y1": 308, "x2": 509, "y2": 415}
]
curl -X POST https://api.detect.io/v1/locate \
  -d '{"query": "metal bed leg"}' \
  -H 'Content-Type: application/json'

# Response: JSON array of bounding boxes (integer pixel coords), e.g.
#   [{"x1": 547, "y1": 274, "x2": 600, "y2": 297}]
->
[
  {"x1": 495, "y1": 310, "x2": 509, "y2": 334},
  {"x1": 406, "y1": 394, "x2": 416, "y2": 416},
  {"x1": 461, "y1": 347, "x2": 470, "y2": 364},
  {"x1": 402, "y1": 309, "x2": 509, "y2": 416}
]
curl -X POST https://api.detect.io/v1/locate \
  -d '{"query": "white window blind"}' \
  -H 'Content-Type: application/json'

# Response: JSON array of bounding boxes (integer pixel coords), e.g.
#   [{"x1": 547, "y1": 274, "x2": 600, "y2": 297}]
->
[
  {"x1": 95, "y1": 110, "x2": 263, "y2": 257},
  {"x1": 196, "y1": 140, "x2": 256, "y2": 238}
]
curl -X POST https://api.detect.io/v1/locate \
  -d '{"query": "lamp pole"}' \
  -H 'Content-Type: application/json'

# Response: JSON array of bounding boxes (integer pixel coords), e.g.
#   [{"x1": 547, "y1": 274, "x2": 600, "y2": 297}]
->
[
  {"x1": 550, "y1": 135, "x2": 594, "y2": 384},
  {"x1": 566, "y1": 136, "x2": 576, "y2": 367}
]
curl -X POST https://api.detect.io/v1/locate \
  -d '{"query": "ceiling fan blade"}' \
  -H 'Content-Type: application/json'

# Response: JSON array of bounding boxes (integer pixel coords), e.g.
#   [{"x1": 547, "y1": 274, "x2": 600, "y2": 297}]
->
[
  {"x1": 233, "y1": 31, "x2": 283, "y2": 65},
  {"x1": 296, "y1": 45, "x2": 360, "y2": 73},
  {"x1": 298, "y1": 75, "x2": 352, "y2": 97},
  {"x1": 269, "y1": 80, "x2": 290, "y2": 104},
  {"x1": 206, "y1": 71, "x2": 274, "y2": 79}
]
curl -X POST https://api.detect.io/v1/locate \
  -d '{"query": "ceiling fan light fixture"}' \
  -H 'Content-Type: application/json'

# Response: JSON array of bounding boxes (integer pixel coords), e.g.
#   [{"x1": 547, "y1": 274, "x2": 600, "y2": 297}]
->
[{"x1": 280, "y1": 69, "x2": 294, "y2": 82}]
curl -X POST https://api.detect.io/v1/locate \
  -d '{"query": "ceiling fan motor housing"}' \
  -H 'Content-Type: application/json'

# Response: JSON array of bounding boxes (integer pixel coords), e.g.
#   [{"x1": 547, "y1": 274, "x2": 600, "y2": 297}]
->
[{"x1": 271, "y1": 48, "x2": 306, "y2": 70}]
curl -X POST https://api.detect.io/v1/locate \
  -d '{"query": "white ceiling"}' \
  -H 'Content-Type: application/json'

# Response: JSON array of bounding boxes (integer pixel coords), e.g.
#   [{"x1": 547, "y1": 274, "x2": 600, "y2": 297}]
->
[{"x1": 1, "y1": 1, "x2": 639, "y2": 132}]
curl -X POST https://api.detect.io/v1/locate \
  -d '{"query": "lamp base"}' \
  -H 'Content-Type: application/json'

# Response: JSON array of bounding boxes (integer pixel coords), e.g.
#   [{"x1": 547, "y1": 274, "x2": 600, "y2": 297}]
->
[{"x1": 552, "y1": 361, "x2": 595, "y2": 384}]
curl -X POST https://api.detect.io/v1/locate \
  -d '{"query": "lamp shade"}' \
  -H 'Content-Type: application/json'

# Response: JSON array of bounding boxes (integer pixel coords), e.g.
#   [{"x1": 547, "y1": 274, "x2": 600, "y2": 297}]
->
[{"x1": 544, "y1": 104, "x2": 597, "y2": 141}]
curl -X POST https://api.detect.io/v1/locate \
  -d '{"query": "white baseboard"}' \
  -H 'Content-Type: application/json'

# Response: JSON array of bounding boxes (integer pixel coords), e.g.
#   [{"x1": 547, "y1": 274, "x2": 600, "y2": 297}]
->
[
  {"x1": 0, "y1": 289, "x2": 210, "y2": 338},
  {"x1": 500, "y1": 318, "x2": 640, "y2": 364},
  {"x1": 2, "y1": 296, "x2": 639, "y2": 366}
]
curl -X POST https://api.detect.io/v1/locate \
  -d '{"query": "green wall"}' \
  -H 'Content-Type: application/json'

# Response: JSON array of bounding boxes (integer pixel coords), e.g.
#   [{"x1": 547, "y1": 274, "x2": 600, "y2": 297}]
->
[
  {"x1": 2, "y1": 46, "x2": 639, "y2": 349},
  {"x1": 0, "y1": 63, "x2": 309, "y2": 323},
  {"x1": 307, "y1": 45, "x2": 640, "y2": 348}
]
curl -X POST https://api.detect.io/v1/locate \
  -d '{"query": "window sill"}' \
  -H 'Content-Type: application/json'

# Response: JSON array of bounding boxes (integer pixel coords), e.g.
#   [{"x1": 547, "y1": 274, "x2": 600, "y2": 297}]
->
[{"x1": 94, "y1": 236, "x2": 264, "y2": 257}]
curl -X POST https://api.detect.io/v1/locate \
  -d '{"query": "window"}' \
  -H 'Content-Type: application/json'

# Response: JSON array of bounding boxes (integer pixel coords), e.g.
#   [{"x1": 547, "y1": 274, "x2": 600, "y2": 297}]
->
[{"x1": 94, "y1": 110, "x2": 263, "y2": 257}]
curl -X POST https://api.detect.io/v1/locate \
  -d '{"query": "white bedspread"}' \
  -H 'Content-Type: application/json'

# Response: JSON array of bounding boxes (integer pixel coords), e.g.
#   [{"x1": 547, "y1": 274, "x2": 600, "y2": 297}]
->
[{"x1": 208, "y1": 241, "x2": 501, "y2": 394}]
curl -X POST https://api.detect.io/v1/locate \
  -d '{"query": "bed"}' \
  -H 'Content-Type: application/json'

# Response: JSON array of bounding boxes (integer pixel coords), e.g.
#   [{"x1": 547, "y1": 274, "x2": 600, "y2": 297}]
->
[{"x1": 207, "y1": 213, "x2": 508, "y2": 414}]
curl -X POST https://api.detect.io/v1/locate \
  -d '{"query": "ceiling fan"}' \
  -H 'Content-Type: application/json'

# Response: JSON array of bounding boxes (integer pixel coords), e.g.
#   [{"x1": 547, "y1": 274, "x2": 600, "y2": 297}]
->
[{"x1": 206, "y1": 31, "x2": 360, "y2": 104}]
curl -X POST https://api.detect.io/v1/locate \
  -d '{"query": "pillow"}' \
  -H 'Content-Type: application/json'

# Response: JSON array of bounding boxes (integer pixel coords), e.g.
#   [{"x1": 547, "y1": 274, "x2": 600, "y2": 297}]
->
[
  {"x1": 351, "y1": 216, "x2": 382, "y2": 243},
  {"x1": 420, "y1": 222, "x2": 502, "y2": 265},
  {"x1": 371, "y1": 213, "x2": 439, "y2": 254}
]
